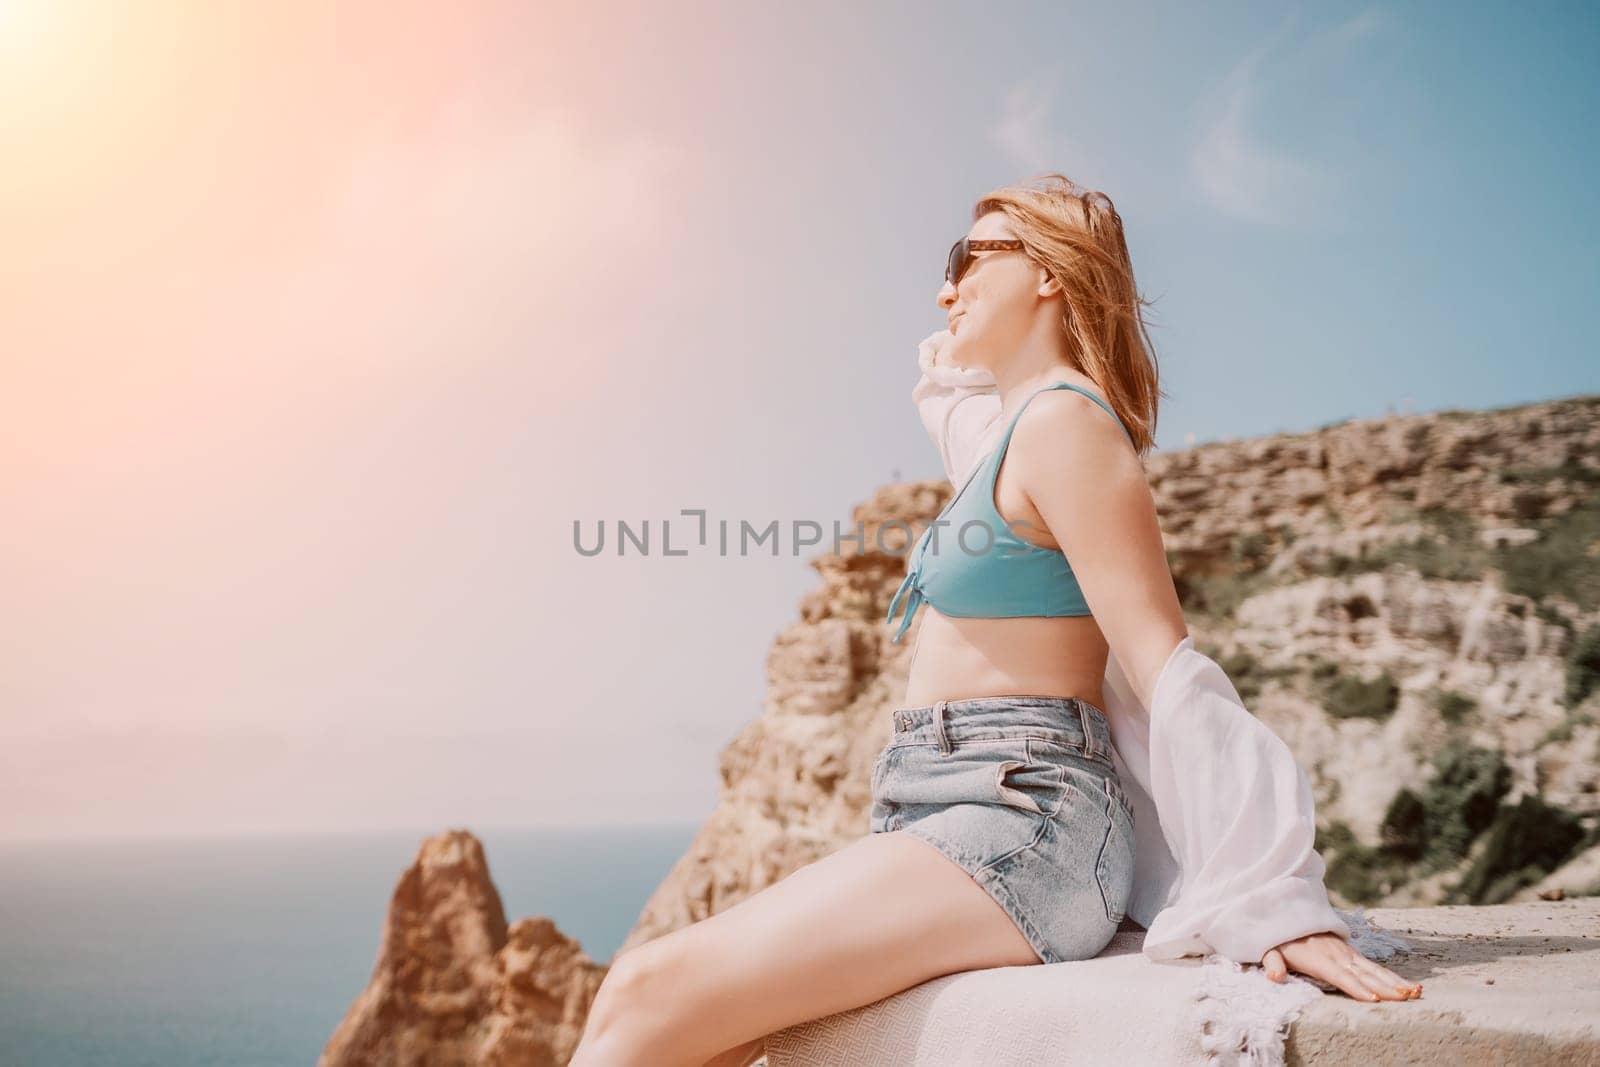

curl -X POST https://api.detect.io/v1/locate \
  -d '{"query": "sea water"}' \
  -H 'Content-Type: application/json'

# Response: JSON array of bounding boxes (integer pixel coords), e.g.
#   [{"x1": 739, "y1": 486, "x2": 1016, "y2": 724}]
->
[{"x1": 0, "y1": 822, "x2": 700, "y2": 1066}]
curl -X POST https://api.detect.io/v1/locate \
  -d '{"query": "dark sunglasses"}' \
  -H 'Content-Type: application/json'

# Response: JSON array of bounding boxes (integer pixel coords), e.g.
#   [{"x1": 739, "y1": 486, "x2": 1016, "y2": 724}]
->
[{"x1": 945, "y1": 237, "x2": 1025, "y2": 287}]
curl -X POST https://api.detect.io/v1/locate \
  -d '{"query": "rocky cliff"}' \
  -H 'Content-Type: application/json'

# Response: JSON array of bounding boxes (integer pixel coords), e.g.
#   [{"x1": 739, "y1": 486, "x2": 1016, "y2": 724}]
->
[{"x1": 322, "y1": 393, "x2": 1600, "y2": 1064}]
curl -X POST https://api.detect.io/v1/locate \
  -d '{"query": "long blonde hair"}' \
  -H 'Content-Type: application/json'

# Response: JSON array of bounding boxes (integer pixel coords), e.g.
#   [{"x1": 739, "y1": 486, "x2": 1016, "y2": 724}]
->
[{"x1": 973, "y1": 173, "x2": 1165, "y2": 456}]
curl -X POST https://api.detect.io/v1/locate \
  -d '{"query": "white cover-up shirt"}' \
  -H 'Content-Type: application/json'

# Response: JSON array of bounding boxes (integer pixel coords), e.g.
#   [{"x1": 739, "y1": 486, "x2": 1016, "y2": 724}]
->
[{"x1": 907, "y1": 331, "x2": 1353, "y2": 965}]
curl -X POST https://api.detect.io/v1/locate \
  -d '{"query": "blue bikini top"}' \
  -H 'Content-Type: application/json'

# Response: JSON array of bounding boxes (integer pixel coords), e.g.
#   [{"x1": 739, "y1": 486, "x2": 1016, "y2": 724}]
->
[{"x1": 885, "y1": 381, "x2": 1135, "y2": 644}]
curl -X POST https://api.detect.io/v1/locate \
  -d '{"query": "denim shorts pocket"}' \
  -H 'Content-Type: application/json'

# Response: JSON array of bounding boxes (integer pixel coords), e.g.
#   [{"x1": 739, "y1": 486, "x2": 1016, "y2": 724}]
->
[
  {"x1": 994, "y1": 740, "x2": 1068, "y2": 819},
  {"x1": 1093, "y1": 778, "x2": 1136, "y2": 924}
]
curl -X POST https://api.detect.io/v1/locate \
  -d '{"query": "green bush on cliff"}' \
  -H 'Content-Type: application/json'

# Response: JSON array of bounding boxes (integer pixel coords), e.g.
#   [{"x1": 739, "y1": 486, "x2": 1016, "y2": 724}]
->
[
  {"x1": 1230, "y1": 531, "x2": 1275, "y2": 570},
  {"x1": 1326, "y1": 507, "x2": 1488, "y2": 583},
  {"x1": 1312, "y1": 484, "x2": 1600, "y2": 614},
  {"x1": 1213, "y1": 646, "x2": 1269, "y2": 703},
  {"x1": 1446, "y1": 794, "x2": 1588, "y2": 905},
  {"x1": 1321, "y1": 519, "x2": 1487, "y2": 581},
  {"x1": 1327, "y1": 670, "x2": 1399, "y2": 720},
  {"x1": 1435, "y1": 689, "x2": 1478, "y2": 726},
  {"x1": 1418, "y1": 741, "x2": 1512, "y2": 872},
  {"x1": 1306, "y1": 656, "x2": 1400, "y2": 720},
  {"x1": 1489, "y1": 465, "x2": 1600, "y2": 609},
  {"x1": 1321, "y1": 744, "x2": 1533, "y2": 905},
  {"x1": 1379, "y1": 745, "x2": 1512, "y2": 872},
  {"x1": 1536, "y1": 602, "x2": 1575, "y2": 634},
  {"x1": 1378, "y1": 788, "x2": 1427, "y2": 861},
  {"x1": 1317, "y1": 820, "x2": 1408, "y2": 904},
  {"x1": 1498, "y1": 458, "x2": 1600, "y2": 487},
  {"x1": 1565, "y1": 625, "x2": 1600, "y2": 709}
]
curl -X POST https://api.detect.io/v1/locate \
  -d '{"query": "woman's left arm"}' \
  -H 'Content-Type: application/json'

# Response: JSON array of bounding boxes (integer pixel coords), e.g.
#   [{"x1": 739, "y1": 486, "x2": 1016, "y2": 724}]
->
[
  {"x1": 1015, "y1": 391, "x2": 1423, "y2": 1002},
  {"x1": 1008, "y1": 388, "x2": 1185, "y2": 708}
]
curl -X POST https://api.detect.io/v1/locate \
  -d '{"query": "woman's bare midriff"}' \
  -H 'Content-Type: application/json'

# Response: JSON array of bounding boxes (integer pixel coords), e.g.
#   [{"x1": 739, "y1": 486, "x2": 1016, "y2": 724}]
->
[{"x1": 900, "y1": 608, "x2": 1109, "y2": 710}]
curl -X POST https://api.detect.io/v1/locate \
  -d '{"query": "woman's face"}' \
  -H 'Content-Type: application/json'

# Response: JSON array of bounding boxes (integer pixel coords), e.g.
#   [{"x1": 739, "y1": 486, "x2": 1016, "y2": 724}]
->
[{"x1": 936, "y1": 212, "x2": 1046, "y2": 371}]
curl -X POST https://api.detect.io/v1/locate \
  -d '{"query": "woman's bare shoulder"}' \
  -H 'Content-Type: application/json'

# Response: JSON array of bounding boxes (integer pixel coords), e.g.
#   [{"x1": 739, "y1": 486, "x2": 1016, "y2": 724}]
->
[{"x1": 1013, "y1": 383, "x2": 1132, "y2": 455}]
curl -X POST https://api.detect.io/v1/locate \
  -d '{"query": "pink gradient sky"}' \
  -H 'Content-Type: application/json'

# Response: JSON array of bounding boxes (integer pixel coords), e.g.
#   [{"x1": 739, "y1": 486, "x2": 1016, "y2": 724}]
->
[
  {"x1": 4, "y1": 1, "x2": 929, "y2": 839},
  {"x1": 4, "y1": 2, "x2": 1594, "y2": 840}
]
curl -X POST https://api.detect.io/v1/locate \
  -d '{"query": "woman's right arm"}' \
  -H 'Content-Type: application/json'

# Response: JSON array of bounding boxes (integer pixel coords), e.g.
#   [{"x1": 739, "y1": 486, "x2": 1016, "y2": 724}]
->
[{"x1": 910, "y1": 329, "x2": 1003, "y2": 487}]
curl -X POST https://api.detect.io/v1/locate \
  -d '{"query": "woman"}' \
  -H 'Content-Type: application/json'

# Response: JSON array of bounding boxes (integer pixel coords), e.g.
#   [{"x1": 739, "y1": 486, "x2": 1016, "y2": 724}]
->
[{"x1": 569, "y1": 175, "x2": 1421, "y2": 1067}]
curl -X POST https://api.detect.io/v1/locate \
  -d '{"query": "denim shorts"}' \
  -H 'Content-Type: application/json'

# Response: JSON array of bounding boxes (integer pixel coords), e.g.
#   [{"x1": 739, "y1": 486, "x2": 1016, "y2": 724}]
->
[{"x1": 868, "y1": 695, "x2": 1136, "y2": 965}]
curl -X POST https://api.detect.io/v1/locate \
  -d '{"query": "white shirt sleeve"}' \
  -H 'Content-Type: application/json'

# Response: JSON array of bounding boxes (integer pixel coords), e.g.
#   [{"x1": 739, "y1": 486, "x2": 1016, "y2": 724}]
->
[
  {"x1": 909, "y1": 334, "x2": 1351, "y2": 965},
  {"x1": 909, "y1": 329, "x2": 1004, "y2": 487},
  {"x1": 1139, "y1": 635, "x2": 1352, "y2": 963}
]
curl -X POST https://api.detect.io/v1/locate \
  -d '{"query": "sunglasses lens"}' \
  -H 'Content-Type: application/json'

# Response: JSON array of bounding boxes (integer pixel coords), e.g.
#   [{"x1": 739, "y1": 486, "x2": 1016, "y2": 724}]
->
[{"x1": 946, "y1": 238, "x2": 968, "y2": 285}]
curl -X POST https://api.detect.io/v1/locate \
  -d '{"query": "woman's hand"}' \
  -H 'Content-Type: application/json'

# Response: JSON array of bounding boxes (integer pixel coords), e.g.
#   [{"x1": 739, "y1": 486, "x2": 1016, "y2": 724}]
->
[{"x1": 1262, "y1": 932, "x2": 1422, "y2": 1001}]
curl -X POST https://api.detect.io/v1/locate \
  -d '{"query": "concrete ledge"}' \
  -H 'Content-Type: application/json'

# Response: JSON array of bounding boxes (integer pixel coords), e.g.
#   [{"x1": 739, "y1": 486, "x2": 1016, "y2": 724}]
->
[
  {"x1": 763, "y1": 898, "x2": 1600, "y2": 1066},
  {"x1": 1288, "y1": 898, "x2": 1600, "y2": 1066}
]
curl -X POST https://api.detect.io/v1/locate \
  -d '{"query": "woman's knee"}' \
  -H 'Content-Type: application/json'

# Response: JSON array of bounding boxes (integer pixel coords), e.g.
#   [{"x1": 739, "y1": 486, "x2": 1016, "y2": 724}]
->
[{"x1": 586, "y1": 943, "x2": 678, "y2": 1042}]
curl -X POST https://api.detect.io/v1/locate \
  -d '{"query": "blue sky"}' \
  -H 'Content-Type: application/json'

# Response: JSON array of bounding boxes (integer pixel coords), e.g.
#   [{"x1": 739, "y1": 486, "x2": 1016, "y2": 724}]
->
[{"x1": 3, "y1": 0, "x2": 1596, "y2": 838}]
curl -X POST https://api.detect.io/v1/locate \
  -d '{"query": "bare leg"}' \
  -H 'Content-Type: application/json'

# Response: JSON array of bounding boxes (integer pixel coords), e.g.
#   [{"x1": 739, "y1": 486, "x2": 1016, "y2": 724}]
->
[
  {"x1": 569, "y1": 830, "x2": 1042, "y2": 1067},
  {"x1": 700, "y1": 1036, "x2": 765, "y2": 1067}
]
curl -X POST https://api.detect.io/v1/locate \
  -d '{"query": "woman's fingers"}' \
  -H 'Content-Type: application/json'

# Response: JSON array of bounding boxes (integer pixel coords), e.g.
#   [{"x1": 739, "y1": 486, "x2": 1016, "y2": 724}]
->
[
  {"x1": 1341, "y1": 958, "x2": 1395, "y2": 1002},
  {"x1": 1338, "y1": 947, "x2": 1421, "y2": 999},
  {"x1": 1279, "y1": 936, "x2": 1422, "y2": 1002},
  {"x1": 1352, "y1": 953, "x2": 1423, "y2": 999},
  {"x1": 1320, "y1": 953, "x2": 1384, "y2": 1002}
]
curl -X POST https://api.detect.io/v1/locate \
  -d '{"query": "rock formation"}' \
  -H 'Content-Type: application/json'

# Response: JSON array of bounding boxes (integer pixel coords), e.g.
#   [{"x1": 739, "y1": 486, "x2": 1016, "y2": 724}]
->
[{"x1": 319, "y1": 830, "x2": 607, "y2": 1067}]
